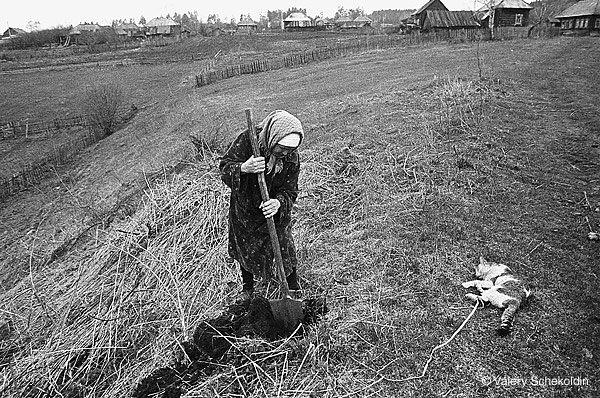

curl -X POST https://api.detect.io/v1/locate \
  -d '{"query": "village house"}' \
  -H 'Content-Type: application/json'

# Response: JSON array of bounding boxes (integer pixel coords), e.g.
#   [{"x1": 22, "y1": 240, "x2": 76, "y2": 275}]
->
[
  {"x1": 478, "y1": 0, "x2": 534, "y2": 28},
  {"x1": 237, "y1": 17, "x2": 258, "y2": 34},
  {"x1": 68, "y1": 23, "x2": 111, "y2": 45},
  {"x1": 69, "y1": 23, "x2": 103, "y2": 35},
  {"x1": 283, "y1": 12, "x2": 312, "y2": 31},
  {"x1": 412, "y1": 0, "x2": 449, "y2": 28},
  {"x1": 145, "y1": 17, "x2": 188, "y2": 37},
  {"x1": 1, "y1": 27, "x2": 26, "y2": 40},
  {"x1": 555, "y1": 0, "x2": 600, "y2": 35},
  {"x1": 353, "y1": 15, "x2": 374, "y2": 28},
  {"x1": 315, "y1": 17, "x2": 336, "y2": 31},
  {"x1": 421, "y1": 10, "x2": 480, "y2": 32},
  {"x1": 114, "y1": 22, "x2": 143, "y2": 38},
  {"x1": 335, "y1": 16, "x2": 355, "y2": 29},
  {"x1": 205, "y1": 25, "x2": 228, "y2": 37}
]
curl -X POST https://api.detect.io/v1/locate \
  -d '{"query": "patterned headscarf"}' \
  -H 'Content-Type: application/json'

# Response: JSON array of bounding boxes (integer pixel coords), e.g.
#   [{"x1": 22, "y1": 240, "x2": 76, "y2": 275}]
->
[{"x1": 257, "y1": 110, "x2": 304, "y2": 174}]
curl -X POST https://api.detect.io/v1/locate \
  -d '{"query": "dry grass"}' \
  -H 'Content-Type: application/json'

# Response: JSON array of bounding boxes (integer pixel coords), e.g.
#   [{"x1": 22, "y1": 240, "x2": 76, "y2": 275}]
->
[{"x1": 0, "y1": 162, "x2": 236, "y2": 396}]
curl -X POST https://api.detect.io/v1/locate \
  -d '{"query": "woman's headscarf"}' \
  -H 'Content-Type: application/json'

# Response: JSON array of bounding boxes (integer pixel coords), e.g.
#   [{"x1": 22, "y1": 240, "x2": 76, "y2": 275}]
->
[{"x1": 257, "y1": 110, "x2": 304, "y2": 174}]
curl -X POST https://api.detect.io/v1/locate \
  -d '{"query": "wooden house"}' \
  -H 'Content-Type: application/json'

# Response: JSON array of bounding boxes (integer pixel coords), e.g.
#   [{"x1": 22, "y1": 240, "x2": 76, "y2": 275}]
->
[
  {"x1": 114, "y1": 22, "x2": 142, "y2": 38},
  {"x1": 69, "y1": 23, "x2": 110, "y2": 45},
  {"x1": 69, "y1": 23, "x2": 102, "y2": 35},
  {"x1": 335, "y1": 16, "x2": 355, "y2": 29},
  {"x1": 1, "y1": 27, "x2": 26, "y2": 40},
  {"x1": 237, "y1": 17, "x2": 258, "y2": 34},
  {"x1": 354, "y1": 15, "x2": 373, "y2": 28},
  {"x1": 284, "y1": 12, "x2": 312, "y2": 31},
  {"x1": 555, "y1": 0, "x2": 600, "y2": 35},
  {"x1": 315, "y1": 18, "x2": 336, "y2": 31},
  {"x1": 478, "y1": 0, "x2": 534, "y2": 28},
  {"x1": 205, "y1": 26, "x2": 228, "y2": 36},
  {"x1": 421, "y1": 10, "x2": 480, "y2": 32},
  {"x1": 412, "y1": 0, "x2": 449, "y2": 28},
  {"x1": 145, "y1": 17, "x2": 183, "y2": 37}
]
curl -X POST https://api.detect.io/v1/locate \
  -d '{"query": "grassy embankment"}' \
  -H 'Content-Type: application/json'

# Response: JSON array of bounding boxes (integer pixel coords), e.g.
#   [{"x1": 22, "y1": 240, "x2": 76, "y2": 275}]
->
[{"x1": 0, "y1": 37, "x2": 599, "y2": 397}]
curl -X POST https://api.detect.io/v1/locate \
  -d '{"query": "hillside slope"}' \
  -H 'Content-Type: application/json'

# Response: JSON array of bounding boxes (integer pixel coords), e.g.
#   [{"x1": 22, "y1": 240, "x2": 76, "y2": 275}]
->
[{"x1": 1, "y1": 37, "x2": 598, "y2": 397}]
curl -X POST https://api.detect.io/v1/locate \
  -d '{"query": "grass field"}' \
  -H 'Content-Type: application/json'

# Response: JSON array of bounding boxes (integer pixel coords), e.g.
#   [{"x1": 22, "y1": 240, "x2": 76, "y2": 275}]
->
[{"x1": 0, "y1": 35, "x2": 599, "y2": 397}]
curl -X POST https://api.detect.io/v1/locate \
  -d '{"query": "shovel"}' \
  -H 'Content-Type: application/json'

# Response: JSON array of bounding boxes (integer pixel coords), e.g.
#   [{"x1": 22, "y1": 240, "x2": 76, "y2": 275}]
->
[{"x1": 245, "y1": 108, "x2": 304, "y2": 332}]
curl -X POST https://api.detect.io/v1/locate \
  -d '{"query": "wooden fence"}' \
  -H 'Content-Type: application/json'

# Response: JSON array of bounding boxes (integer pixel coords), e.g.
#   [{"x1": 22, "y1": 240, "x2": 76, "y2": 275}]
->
[
  {"x1": 1, "y1": 105, "x2": 137, "y2": 140},
  {"x1": 0, "y1": 105, "x2": 138, "y2": 201},
  {"x1": 1, "y1": 115, "x2": 91, "y2": 140},
  {"x1": 194, "y1": 28, "x2": 560, "y2": 88},
  {"x1": 0, "y1": 129, "x2": 104, "y2": 200}
]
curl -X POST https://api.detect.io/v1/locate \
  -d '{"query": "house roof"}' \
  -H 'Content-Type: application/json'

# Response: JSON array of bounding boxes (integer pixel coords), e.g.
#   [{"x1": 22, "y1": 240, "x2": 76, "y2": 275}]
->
[
  {"x1": 284, "y1": 12, "x2": 311, "y2": 22},
  {"x1": 69, "y1": 24, "x2": 102, "y2": 34},
  {"x1": 115, "y1": 22, "x2": 139, "y2": 29},
  {"x1": 2, "y1": 27, "x2": 26, "y2": 37},
  {"x1": 238, "y1": 17, "x2": 257, "y2": 26},
  {"x1": 494, "y1": 0, "x2": 533, "y2": 9},
  {"x1": 354, "y1": 15, "x2": 373, "y2": 22},
  {"x1": 425, "y1": 10, "x2": 479, "y2": 27},
  {"x1": 555, "y1": 0, "x2": 600, "y2": 18},
  {"x1": 316, "y1": 17, "x2": 334, "y2": 23},
  {"x1": 413, "y1": 0, "x2": 449, "y2": 16},
  {"x1": 335, "y1": 16, "x2": 354, "y2": 23},
  {"x1": 145, "y1": 17, "x2": 179, "y2": 27}
]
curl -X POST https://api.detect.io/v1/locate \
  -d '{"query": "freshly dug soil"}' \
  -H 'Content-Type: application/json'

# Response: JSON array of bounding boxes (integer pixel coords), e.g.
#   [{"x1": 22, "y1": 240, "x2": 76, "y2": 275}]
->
[{"x1": 133, "y1": 295, "x2": 327, "y2": 398}]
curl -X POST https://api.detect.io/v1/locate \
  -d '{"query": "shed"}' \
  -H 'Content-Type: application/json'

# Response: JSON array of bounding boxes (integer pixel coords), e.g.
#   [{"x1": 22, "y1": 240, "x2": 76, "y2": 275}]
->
[
  {"x1": 555, "y1": 0, "x2": 600, "y2": 35},
  {"x1": 145, "y1": 17, "x2": 182, "y2": 36},
  {"x1": 237, "y1": 17, "x2": 258, "y2": 33},
  {"x1": 284, "y1": 12, "x2": 312, "y2": 30},
  {"x1": 412, "y1": 0, "x2": 449, "y2": 28},
  {"x1": 422, "y1": 10, "x2": 480, "y2": 32}
]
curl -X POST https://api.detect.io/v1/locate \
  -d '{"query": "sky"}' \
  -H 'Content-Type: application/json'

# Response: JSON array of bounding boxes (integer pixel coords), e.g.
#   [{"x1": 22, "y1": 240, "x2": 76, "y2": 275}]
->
[{"x1": 3, "y1": 0, "x2": 481, "y2": 31}]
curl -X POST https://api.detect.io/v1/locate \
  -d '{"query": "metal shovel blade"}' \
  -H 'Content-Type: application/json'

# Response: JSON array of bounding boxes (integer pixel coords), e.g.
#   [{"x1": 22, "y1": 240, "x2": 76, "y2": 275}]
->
[{"x1": 270, "y1": 296, "x2": 304, "y2": 332}]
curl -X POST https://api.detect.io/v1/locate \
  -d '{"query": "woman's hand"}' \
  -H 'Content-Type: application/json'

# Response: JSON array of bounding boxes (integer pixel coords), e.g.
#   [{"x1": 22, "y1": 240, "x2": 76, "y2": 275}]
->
[
  {"x1": 241, "y1": 155, "x2": 265, "y2": 174},
  {"x1": 260, "y1": 199, "x2": 280, "y2": 218}
]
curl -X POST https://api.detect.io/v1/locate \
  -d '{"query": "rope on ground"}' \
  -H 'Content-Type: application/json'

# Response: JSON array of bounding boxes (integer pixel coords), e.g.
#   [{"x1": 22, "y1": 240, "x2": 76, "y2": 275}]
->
[
  {"x1": 385, "y1": 300, "x2": 481, "y2": 383},
  {"x1": 340, "y1": 301, "x2": 481, "y2": 397}
]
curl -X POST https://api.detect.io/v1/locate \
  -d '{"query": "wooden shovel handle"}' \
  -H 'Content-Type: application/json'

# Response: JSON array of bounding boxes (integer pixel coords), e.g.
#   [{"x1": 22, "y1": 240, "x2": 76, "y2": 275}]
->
[{"x1": 245, "y1": 109, "x2": 290, "y2": 297}]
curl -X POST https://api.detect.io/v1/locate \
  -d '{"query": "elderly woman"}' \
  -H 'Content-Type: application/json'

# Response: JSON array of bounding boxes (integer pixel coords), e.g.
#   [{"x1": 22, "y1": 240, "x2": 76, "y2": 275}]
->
[{"x1": 219, "y1": 110, "x2": 303, "y2": 299}]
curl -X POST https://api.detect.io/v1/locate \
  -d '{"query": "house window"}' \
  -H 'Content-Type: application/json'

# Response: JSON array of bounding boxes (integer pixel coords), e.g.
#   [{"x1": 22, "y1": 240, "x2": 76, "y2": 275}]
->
[
  {"x1": 596, "y1": 19, "x2": 600, "y2": 28},
  {"x1": 515, "y1": 14, "x2": 523, "y2": 26},
  {"x1": 583, "y1": 18, "x2": 589, "y2": 28}
]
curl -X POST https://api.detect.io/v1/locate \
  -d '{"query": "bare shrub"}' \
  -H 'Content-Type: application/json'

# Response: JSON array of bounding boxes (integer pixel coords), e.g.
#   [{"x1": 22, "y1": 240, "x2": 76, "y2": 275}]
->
[
  {"x1": 82, "y1": 83, "x2": 124, "y2": 135},
  {"x1": 189, "y1": 110, "x2": 229, "y2": 160}
]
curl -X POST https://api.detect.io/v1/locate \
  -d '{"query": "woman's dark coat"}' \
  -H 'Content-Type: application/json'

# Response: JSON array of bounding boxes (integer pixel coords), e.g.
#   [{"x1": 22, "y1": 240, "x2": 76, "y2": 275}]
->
[{"x1": 219, "y1": 129, "x2": 299, "y2": 278}]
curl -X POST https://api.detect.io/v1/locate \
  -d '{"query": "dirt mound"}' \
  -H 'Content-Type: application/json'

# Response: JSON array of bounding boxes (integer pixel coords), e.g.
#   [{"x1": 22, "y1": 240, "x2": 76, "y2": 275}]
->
[{"x1": 133, "y1": 295, "x2": 327, "y2": 398}]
